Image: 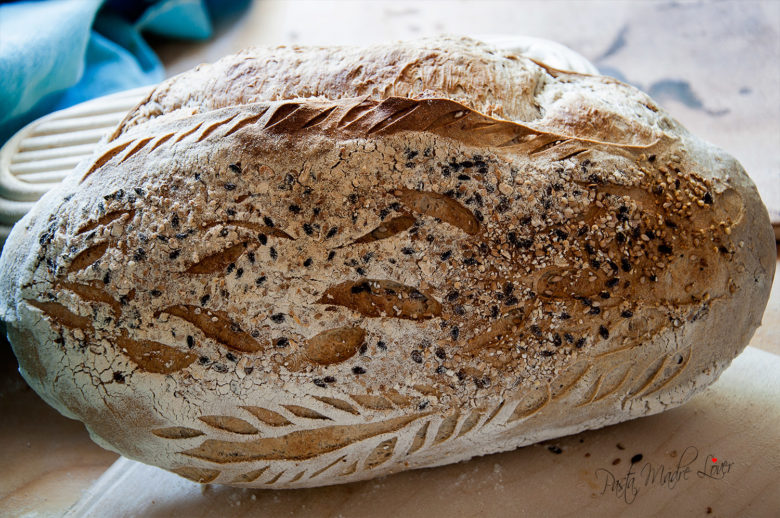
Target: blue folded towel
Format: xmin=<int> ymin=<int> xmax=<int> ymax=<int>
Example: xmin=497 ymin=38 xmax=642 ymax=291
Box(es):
xmin=0 ymin=0 xmax=247 ymax=145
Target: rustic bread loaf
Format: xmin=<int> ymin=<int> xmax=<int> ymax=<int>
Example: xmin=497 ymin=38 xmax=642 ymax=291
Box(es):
xmin=0 ymin=37 xmax=774 ymax=488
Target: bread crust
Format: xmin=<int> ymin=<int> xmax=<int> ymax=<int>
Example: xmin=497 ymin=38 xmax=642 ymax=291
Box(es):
xmin=0 ymin=38 xmax=774 ymax=488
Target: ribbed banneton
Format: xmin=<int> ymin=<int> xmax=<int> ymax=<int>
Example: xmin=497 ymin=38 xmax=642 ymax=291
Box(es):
xmin=0 ymin=37 xmax=774 ymax=488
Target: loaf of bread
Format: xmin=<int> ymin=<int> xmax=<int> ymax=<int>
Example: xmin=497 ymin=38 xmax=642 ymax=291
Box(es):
xmin=0 ymin=37 xmax=774 ymax=488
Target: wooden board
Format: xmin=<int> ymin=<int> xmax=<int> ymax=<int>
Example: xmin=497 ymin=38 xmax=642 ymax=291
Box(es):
xmin=65 ymin=346 xmax=780 ymax=518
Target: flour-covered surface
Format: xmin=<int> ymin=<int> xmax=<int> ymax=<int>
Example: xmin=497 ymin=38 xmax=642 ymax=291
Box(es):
xmin=64 ymin=347 xmax=780 ymax=518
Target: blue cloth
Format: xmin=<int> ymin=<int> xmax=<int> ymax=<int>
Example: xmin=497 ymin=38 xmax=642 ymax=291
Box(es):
xmin=0 ymin=0 xmax=248 ymax=144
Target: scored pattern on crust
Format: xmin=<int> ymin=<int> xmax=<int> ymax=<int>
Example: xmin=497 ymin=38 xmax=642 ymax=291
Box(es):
xmin=18 ymin=91 xmax=744 ymax=487
xmin=147 ymin=343 xmax=695 ymax=485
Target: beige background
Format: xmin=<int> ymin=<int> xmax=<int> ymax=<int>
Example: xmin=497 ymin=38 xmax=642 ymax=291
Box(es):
xmin=2 ymin=1 xmax=778 ymax=516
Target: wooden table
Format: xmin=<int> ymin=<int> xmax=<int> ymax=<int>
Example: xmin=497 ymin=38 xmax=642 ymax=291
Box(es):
xmin=1 ymin=1 xmax=778 ymax=516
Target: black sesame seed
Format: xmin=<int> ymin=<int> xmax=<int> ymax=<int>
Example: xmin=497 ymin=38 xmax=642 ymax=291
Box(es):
xmin=435 ymin=347 xmax=446 ymax=360
xmin=599 ymin=325 xmax=610 ymax=339
xmin=220 ymin=228 xmax=229 ymax=237
xmin=258 ymin=233 xmax=268 ymax=245
xmin=359 ymin=343 xmax=368 ymax=355
xmin=585 ymin=243 xmax=595 ymax=255
xmin=590 ymin=259 xmax=601 ymax=269
xmin=224 ymin=183 xmax=236 ymax=191
xmin=616 ymin=232 xmax=626 ymax=244
xmin=599 ymin=291 xmax=610 ymax=299
xmin=288 ymin=204 xmax=301 ymax=214
xmin=200 ymin=294 xmax=210 ymax=305
xmin=450 ymin=327 xmax=460 ymax=340
xmin=589 ymin=306 xmax=601 ymax=315
xmin=323 ymin=376 xmax=336 ymax=383
xmin=103 ymin=271 xmax=111 ymax=285
xmin=226 ymin=263 xmax=235 ymax=273
xmin=226 ymin=352 xmax=237 ymax=362
xmin=474 ymin=375 xmax=491 ymax=388
xmin=351 ymin=282 xmax=371 ymax=294
xmin=303 ymin=257 xmax=313 ymax=267
xmin=327 ymin=251 xmax=336 ymax=261
xmin=199 ymin=356 xmax=210 ymax=365
xmin=621 ymin=257 xmax=632 ymax=272
xmin=648 ymin=154 xmax=656 ymax=162
xmin=435 ymin=365 xmax=447 ymax=374
xmin=235 ymin=268 xmax=243 ymax=278
xmin=133 ymin=248 xmax=146 ymax=261
xmin=348 ymin=193 xmax=359 ymax=204
xmin=541 ymin=350 xmax=555 ymax=357
xmin=490 ymin=306 xmax=500 ymax=319
xmin=113 ymin=372 xmax=125 ymax=383
xmin=411 ymin=350 xmax=423 ymax=363
xmin=263 ymin=216 xmax=274 ymax=227
xmin=505 ymin=296 xmax=519 ymax=306
xmin=326 ymin=226 xmax=338 ymax=238
xmin=247 ymin=251 xmax=255 ymax=264
xmin=457 ymin=174 xmax=471 ymax=181
xmin=606 ymin=277 xmax=619 ymax=288
xmin=362 ymin=252 xmax=373 ymax=263
xmin=313 ymin=378 xmax=327 ymax=388
xmin=446 ymin=291 xmax=460 ymax=302
xmin=150 ymin=289 xmax=162 ymax=297
xmin=552 ymin=334 xmax=562 ymax=346
xmin=631 ymin=453 xmax=643 ymax=464
xmin=169 ymin=249 xmax=180 ymax=260
xmin=186 ymin=335 xmax=194 ymax=348
xmin=270 ymin=313 xmax=285 ymax=323
xmin=658 ymin=243 xmax=673 ymax=254
xmin=275 ymin=337 xmax=289 ymax=347
xmin=401 ymin=247 xmax=415 ymax=255
xmin=352 ymin=366 xmax=366 ymax=375
xmin=171 ymin=214 xmax=180 ymax=228
xmin=255 ymin=276 xmax=266 ymax=286
xmin=621 ymin=309 xmax=634 ymax=318
xmin=560 ymin=312 xmax=571 ymax=320
xmin=531 ymin=325 xmax=542 ymax=337
xmin=575 ymin=337 xmax=586 ymax=348
xmin=355 ymin=267 xmax=366 ymax=275
xmin=377 ymin=340 xmax=387 ymax=350
xmin=302 ymin=223 xmax=314 ymax=235
xmin=548 ymin=445 xmax=563 ymax=454
xmin=269 ymin=247 xmax=277 ymax=260
xmin=440 ymin=250 xmax=452 ymax=261
xmin=564 ymin=332 xmax=574 ymax=343
xmin=454 ymin=305 xmax=466 ymax=316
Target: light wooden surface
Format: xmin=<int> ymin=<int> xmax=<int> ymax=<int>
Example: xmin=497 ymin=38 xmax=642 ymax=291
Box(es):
xmin=1 ymin=1 xmax=778 ymax=517
xmin=65 ymin=346 xmax=780 ymax=518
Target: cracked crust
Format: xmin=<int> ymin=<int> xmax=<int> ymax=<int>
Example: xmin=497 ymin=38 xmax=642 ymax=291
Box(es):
xmin=0 ymin=37 xmax=775 ymax=489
